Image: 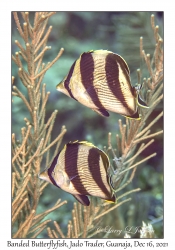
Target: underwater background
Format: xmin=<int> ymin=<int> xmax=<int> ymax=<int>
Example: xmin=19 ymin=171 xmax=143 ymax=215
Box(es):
xmin=12 ymin=11 xmax=163 ymax=238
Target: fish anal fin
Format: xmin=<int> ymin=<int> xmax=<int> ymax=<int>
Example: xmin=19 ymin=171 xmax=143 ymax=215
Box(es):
xmin=73 ymin=194 xmax=90 ymax=206
xmin=124 ymin=110 xmax=141 ymax=120
xmin=105 ymin=194 xmax=116 ymax=204
xmin=105 ymin=200 xmax=115 ymax=204
xmin=137 ymin=95 xmax=149 ymax=108
xmin=92 ymin=108 xmax=109 ymax=117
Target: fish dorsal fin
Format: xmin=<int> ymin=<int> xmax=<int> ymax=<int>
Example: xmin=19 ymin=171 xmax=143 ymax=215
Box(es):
xmin=78 ymin=141 xmax=96 ymax=147
xmin=73 ymin=194 xmax=90 ymax=206
xmin=47 ymin=151 xmax=61 ymax=188
xmin=68 ymin=140 xmax=96 ymax=148
xmin=93 ymin=49 xmax=110 ymax=54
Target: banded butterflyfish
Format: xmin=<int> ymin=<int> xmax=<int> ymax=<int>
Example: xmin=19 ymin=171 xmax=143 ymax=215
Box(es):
xmin=56 ymin=50 xmax=148 ymax=119
xmin=39 ymin=141 xmax=116 ymax=206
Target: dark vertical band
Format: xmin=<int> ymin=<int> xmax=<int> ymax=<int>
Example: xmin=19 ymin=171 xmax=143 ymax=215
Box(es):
xmin=88 ymin=147 xmax=111 ymax=198
xmin=105 ymin=53 xmax=134 ymax=114
xmin=48 ymin=151 xmax=61 ymax=187
xmin=114 ymin=54 xmax=130 ymax=76
xmin=65 ymin=143 xmax=88 ymax=194
xmin=80 ymin=52 xmax=105 ymax=110
xmin=64 ymin=60 xmax=77 ymax=100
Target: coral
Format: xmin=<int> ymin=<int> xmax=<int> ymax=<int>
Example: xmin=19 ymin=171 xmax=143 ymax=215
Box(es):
xmin=12 ymin=12 xmax=67 ymax=238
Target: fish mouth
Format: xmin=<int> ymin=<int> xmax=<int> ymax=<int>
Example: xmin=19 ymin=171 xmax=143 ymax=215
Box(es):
xmin=38 ymin=171 xmax=45 ymax=179
xmin=38 ymin=170 xmax=48 ymax=180
xmin=56 ymin=82 xmax=62 ymax=89
xmin=38 ymin=170 xmax=54 ymax=185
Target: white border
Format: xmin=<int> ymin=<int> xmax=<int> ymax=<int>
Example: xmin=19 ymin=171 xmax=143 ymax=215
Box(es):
xmin=0 ymin=1 xmax=174 ymax=249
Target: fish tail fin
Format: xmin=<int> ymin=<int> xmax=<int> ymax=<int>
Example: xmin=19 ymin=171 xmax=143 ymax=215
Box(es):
xmin=137 ymin=94 xmax=149 ymax=108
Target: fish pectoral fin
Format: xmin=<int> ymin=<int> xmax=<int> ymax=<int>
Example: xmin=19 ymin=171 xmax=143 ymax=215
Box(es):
xmin=73 ymin=194 xmax=90 ymax=206
xmin=84 ymin=86 xmax=97 ymax=104
xmin=69 ymin=174 xmax=78 ymax=181
xmin=92 ymin=108 xmax=109 ymax=117
xmin=137 ymin=95 xmax=149 ymax=108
